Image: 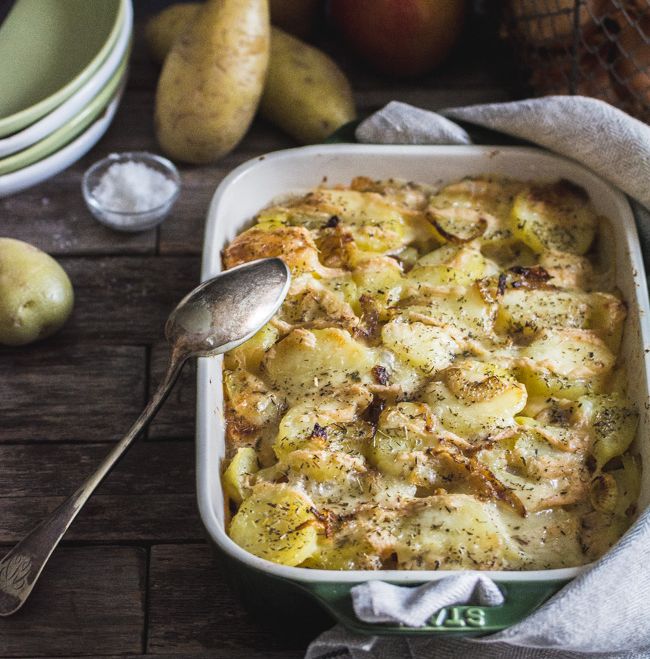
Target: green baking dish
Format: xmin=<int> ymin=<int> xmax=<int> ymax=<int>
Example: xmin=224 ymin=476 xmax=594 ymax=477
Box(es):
xmin=197 ymin=144 xmax=650 ymax=635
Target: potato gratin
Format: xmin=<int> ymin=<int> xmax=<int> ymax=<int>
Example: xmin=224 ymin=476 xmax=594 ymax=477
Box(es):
xmin=221 ymin=176 xmax=640 ymax=571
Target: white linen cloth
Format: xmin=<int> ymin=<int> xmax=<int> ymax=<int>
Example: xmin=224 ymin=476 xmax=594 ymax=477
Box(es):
xmin=307 ymin=97 xmax=650 ymax=659
xmin=352 ymin=574 xmax=504 ymax=628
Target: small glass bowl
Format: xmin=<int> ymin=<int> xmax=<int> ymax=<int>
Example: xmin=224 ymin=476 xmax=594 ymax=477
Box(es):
xmin=82 ymin=151 xmax=181 ymax=232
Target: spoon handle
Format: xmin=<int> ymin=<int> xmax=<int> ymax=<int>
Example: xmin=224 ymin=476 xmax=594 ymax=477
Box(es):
xmin=0 ymin=352 xmax=187 ymax=616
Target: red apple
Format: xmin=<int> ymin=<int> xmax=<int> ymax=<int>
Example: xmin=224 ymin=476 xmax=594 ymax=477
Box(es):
xmin=330 ymin=0 xmax=466 ymax=78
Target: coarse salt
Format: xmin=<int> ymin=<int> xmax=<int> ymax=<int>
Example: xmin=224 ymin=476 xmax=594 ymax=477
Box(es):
xmin=92 ymin=160 xmax=176 ymax=213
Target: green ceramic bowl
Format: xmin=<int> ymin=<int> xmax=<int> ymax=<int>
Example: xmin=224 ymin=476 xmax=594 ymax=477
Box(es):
xmin=0 ymin=54 xmax=128 ymax=176
xmin=0 ymin=0 xmax=125 ymax=137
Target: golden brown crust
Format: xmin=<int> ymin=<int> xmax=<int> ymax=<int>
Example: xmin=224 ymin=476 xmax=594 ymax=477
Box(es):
xmin=221 ymin=176 xmax=637 ymax=571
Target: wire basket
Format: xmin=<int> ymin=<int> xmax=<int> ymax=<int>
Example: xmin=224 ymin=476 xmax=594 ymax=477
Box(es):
xmin=502 ymin=0 xmax=650 ymax=123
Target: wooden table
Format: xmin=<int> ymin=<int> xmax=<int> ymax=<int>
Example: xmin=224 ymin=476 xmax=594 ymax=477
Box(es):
xmin=0 ymin=5 xmax=521 ymax=657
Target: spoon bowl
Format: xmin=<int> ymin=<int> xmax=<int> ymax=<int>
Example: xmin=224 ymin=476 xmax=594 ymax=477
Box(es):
xmin=166 ymin=258 xmax=291 ymax=357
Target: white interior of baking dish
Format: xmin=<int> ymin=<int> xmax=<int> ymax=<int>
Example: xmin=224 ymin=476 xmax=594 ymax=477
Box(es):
xmin=197 ymin=145 xmax=650 ymax=585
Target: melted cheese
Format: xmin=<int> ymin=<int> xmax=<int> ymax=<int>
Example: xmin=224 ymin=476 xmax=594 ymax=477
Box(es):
xmin=222 ymin=176 xmax=639 ymax=571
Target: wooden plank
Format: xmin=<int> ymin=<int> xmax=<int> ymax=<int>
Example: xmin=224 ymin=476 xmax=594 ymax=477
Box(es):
xmin=147 ymin=544 xmax=306 ymax=657
xmin=0 ymin=546 xmax=145 ymax=656
xmin=0 ymin=345 xmax=145 ymax=442
xmin=0 ymin=175 xmax=157 ymax=256
xmin=0 ymin=493 xmax=202 ymax=543
xmin=157 ymin=171 xmax=225 ymax=256
xmin=53 ymin=256 xmax=200 ymax=344
xmin=148 ymin=341 xmax=196 ymax=439
xmin=0 ymin=440 xmax=195 ymax=497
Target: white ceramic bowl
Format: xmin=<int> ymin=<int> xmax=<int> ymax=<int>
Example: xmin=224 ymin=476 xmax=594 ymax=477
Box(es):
xmin=0 ymin=0 xmax=132 ymax=158
xmin=196 ymin=145 xmax=650 ymax=634
xmin=0 ymin=90 xmax=123 ymax=199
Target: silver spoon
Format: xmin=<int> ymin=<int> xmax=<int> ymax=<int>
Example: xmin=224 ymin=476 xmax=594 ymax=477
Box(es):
xmin=0 ymin=257 xmax=290 ymax=616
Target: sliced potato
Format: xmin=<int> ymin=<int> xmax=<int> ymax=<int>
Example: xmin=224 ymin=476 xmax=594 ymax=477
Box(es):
xmin=511 ymin=181 xmax=597 ymax=254
xmin=352 ymin=256 xmax=404 ymax=316
xmin=401 ymin=282 xmax=496 ymax=340
xmin=368 ymin=402 xmax=439 ymax=478
xmin=291 ymin=188 xmax=427 ymax=256
xmin=518 ymin=328 xmax=615 ymax=399
xmin=580 ymin=455 xmax=639 ymax=560
xmin=426 ymin=206 xmax=490 ymax=244
xmin=496 ymin=288 xmax=591 ymax=336
xmin=423 ymin=361 xmax=527 ymax=439
xmin=229 ymin=483 xmax=318 ymax=565
xmin=279 ymin=275 xmax=358 ymax=331
xmin=263 ymin=327 xmax=376 ymax=400
xmin=395 ymin=494 xmax=520 ymax=570
xmin=223 ymin=225 xmax=334 ymax=276
xmin=304 ymin=532 xmax=382 ymax=570
xmin=496 ymin=287 xmax=626 ymax=348
xmin=538 ymin=250 xmax=593 ymax=289
xmin=407 ymin=244 xmax=500 ymax=290
xmin=476 ymin=427 xmax=589 ymax=512
xmin=285 ymin=449 xmax=366 ymax=484
xmin=224 ymin=369 xmax=283 ymax=428
xmin=578 ymin=394 xmax=638 ymax=468
xmin=589 ymin=291 xmax=627 ymax=353
xmin=224 ymin=323 xmax=279 ymax=371
xmin=223 ymin=447 xmax=259 ymax=503
xmin=274 ymin=396 xmax=372 ymax=459
xmin=610 ymin=454 xmax=641 ymax=517
xmin=431 ymin=177 xmax=526 ymax=216
xmin=580 ymin=509 xmax=630 ymax=561
xmin=502 ymin=506 xmax=585 ymax=568
xmin=381 ymin=318 xmax=461 ymax=375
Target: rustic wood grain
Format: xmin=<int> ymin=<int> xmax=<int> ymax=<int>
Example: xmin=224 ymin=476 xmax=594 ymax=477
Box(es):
xmin=0 ymin=344 xmax=146 ymax=442
xmin=0 ymin=492 xmax=202 ymax=544
xmin=54 ymin=256 xmax=200 ymax=344
xmin=148 ymin=341 xmax=196 ymax=439
xmin=147 ymin=544 xmax=306 ymax=658
xmin=0 ymin=174 xmax=157 ymax=256
xmin=0 ymin=440 xmax=194 ymax=497
xmin=0 ymin=546 xmax=145 ymax=656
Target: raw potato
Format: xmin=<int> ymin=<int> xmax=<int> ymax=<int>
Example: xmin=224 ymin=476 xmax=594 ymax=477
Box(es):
xmin=0 ymin=238 xmax=73 ymax=346
xmin=154 ymin=0 xmax=270 ymax=164
xmin=145 ymin=3 xmax=200 ymax=63
xmin=146 ymin=6 xmax=355 ymax=144
xmin=145 ymin=0 xmax=319 ymax=60
xmin=260 ymin=27 xmax=356 ymax=143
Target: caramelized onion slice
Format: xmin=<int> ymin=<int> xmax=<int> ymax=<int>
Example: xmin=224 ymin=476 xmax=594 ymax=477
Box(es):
xmin=443 ymin=367 xmax=510 ymax=404
xmin=437 ymin=448 xmax=527 ymax=517
xmin=426 ymin=208 xmax=488 ymax=244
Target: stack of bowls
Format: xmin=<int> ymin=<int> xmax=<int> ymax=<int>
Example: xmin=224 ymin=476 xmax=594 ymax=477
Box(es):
xmin=0 ymin=0 xmax=132 ymax=197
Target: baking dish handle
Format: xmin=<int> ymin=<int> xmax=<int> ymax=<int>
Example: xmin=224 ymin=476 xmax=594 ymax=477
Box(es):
xmin=300 ymin=579 xmax=567 ymax=636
